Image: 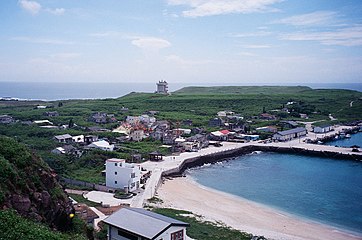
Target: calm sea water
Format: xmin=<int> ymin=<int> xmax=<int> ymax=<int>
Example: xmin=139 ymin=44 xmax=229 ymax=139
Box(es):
xmin=325 ymin=132 xmax=362 ymax=148
xmin=187 ymin=150 xmax=362 ymax=234
xmin=0 ymin=82 xmax=185 ymax=100
xmin=0 ymin=82 xmax=361 ymax=100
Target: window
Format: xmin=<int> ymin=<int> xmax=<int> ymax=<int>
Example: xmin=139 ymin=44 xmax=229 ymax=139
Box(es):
xmin=131 ymin=172 xmax=135 ymax=178
xmin=114 ymin=181 xmax=117 ymax=184
xmin=114 ymin=163 xmax=117 ymax=166
xmin=171 ymin=230 xmax=184 ymax=240
xmin=117 ymin=230 xmax=138 ymax=240
xmin=115 ymin=171 xmax=117 ymax=175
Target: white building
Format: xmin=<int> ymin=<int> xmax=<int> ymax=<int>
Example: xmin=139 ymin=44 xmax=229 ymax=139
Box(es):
xmin=105 ymin=158 xmax=141 ymax=192
xmin=272 ymin=127 xmax=307 ymax=141
xmin=156 ymin=80 xmax=168 ymax=94
xmin=88 ymin=140 xmax=114 ymax=151
xmin=54 ymin=134 xmax=73 ymax=143
xmin=103 ymin=208 xmax=189 ymax=240
xmin=72 ymin=135 xmax=84 ymax=143
xmin=313 ymin=125 xmax=333 ymax=133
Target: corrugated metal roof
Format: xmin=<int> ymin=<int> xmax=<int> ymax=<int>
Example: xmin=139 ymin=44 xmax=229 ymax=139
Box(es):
xmin=103 ymin=208 xmax=189 ymax=239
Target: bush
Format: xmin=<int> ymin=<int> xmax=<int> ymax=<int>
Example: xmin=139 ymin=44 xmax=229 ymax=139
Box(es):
xmin=0 ymin=209 xmax=86 ymax=240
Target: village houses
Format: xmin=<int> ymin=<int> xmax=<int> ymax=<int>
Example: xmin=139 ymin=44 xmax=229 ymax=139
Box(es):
xmin=89 ymin=112 xmax=117 ymax=124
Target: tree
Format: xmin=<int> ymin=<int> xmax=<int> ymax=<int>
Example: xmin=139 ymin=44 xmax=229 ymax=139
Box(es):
xmin=68 ymin=119 xmax=74 ymax=128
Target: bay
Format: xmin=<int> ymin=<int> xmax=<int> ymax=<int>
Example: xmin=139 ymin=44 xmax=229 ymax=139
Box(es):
xmin=325 ymin=132 xmax=362 ymax=148
xmin=187 ymin=152 xmax=362 ymax=234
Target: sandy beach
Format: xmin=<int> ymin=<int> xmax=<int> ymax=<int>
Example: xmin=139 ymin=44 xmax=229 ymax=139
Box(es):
xmin=156 ymin=176 xmax=362 ymax=240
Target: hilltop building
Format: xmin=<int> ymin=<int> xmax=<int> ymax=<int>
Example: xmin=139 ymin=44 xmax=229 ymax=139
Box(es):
xmin=156 ymin=80 xmax=168 ymax=94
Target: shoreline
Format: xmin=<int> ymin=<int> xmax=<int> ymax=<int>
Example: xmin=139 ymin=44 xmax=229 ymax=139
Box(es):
xmin=156 ymin=176 xmax=362 ymax=240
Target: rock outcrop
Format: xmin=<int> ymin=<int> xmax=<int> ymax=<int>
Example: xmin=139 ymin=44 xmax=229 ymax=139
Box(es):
xmin=0 ymin=136 xmax=74 ymax=230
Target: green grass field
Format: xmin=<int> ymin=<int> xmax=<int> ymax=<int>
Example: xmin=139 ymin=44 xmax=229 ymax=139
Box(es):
xmin=0 ymin=86 xmax=361 ymax=183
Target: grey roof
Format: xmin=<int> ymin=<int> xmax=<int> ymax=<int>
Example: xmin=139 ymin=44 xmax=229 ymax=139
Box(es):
xmin=282 ymin=120 xmax=298 ymax=127
xmin=276 ymin=127 xmax=306 ymax=136
xmin=103 ymin=208 xmax=189 ymax=239
xmin=54 ymin=134 xmax=72 ymax=140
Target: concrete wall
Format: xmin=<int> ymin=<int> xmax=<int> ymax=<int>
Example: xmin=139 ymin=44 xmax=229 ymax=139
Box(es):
xmin=163 ymin=144 xmax=362 ymax=177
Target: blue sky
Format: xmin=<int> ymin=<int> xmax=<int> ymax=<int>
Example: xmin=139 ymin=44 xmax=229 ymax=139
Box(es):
xmin=1 ymin=0 xmax=362 ymax=85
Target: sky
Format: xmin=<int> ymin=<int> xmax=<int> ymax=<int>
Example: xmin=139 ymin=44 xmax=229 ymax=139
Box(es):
xmin=1 ymin=0 xmax=362 ymax=85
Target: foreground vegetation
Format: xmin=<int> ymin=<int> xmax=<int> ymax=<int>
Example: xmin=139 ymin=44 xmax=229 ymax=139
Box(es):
xmin=0 ymin=210 xmax=87 ymax=240
xmin=153 ymin=208 xmax=255 ymax=240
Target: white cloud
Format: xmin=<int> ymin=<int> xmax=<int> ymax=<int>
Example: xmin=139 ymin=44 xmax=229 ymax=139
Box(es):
xmin=273 ymin=11 xmax=339 ymax=26
xmin=11 ymin=36 xmax=74 ymax=45
xmin=19 ymin=0 xmax=41 ymax=15
xmin=238 ymin=51 xmax=258 ymax=56
xmin=167 ymin=0 xmax=282 ymax=17
xmin=131 ymin=37 xmax=171 ymax=49
xmin=280 ymin=25 xmax=362 ymax=46
xmin=19 ymin=0 xmax=65 ymax=16
xmin=46 ymin=8 xmax=65 ymax=16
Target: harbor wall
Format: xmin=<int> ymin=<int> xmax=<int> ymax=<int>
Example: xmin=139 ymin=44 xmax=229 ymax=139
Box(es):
xmin=163 ymin=144 xmax=362 ymax=177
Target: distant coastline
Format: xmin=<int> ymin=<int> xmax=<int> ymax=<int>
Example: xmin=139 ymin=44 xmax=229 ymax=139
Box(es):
xmin=0 ymin=81 xmax=361 ymax=101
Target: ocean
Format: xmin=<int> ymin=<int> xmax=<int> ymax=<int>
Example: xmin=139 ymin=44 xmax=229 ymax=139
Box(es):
xmin=187 ymin=135 xmax=362 ymax=234
xmin=325 ymin=131 xmax=362 ymax=148
xmin=0 ymin=81 xmax=361 ymax=100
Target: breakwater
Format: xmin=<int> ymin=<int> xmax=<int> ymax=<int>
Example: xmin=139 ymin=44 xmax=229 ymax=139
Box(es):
xmin=162 ymin=144 xmax=362 ymax=177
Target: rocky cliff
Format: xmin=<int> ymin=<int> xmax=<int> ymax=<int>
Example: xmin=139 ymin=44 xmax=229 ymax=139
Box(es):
xmin=0 ymin=136 xmax=74 ymax=231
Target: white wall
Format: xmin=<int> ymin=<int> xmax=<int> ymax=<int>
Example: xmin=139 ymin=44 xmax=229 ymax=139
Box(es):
xmin=106 ymin=160 xmax=141 ymax=192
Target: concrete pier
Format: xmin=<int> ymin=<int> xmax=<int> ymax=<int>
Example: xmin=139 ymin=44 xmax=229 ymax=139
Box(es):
xmin=132 ymin=129 xmax=362 ymax=207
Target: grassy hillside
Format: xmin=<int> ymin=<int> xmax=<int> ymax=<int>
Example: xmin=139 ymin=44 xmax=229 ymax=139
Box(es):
xmin=0 ymin=137 xmax=86 ymax=236
xmin=174 ymin=85 xmax=312 ymax=95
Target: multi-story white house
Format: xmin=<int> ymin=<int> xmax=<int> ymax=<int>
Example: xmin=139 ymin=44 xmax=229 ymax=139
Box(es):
xmin=105 ymin=158 xmax=141 ymax=192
